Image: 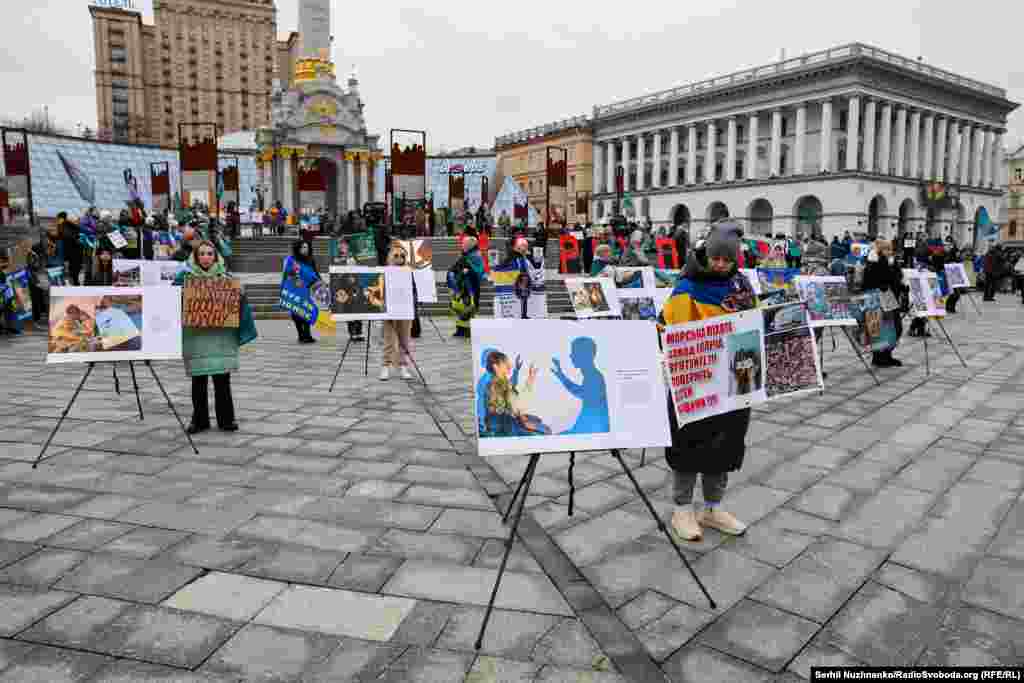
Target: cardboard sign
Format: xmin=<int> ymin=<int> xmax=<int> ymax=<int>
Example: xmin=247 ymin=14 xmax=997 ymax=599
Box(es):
xmin=183 ymin=277 xmax=241 ymax=328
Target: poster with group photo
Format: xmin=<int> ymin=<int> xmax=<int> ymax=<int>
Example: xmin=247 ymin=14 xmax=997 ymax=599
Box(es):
xmin=944 ymin=263 xmax=970 ymax=290
xmin=183 ymin=278 xmax=242 ymax=328
xmin=471 ymin=319 xmax=671 ymax=457
xmin=662 ymin=309 xmax=767 ymax=427
xmin=46 ymin=287 xmax=182 ymax=364
xmin=329 ymin=266 xmax=414 ymax=321
xmin=398 ymin=240 xmax=438 ymax=304
xmin=114 ymin=260 xmax=188 ymax=287
xmin=565 ymin=278 xmax=620 ymax=318
xmin=794 ymin=276 xmax=856 ymax=327
xmin=904 ymin=270 xmax=945 ymax=319
xmin=762 ymin=303 xmax=824 ymax=399
xmin=618 ymin=293 xmax=658 ymax=321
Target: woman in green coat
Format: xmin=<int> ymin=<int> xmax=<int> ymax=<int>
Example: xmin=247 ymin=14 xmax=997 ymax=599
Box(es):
xmin=176 ymin=240 xmax=246 ymax=434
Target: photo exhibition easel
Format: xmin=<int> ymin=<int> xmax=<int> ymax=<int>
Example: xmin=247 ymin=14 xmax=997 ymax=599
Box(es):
xmin=475 ymin=447 xmax=716 ymax=650
xmin=111 ymin=361 xmax=145 ymax=421
xmin=329 ymin=320 xmax=431 ymax=392
xmin=921 ymin=316 xmax=969 ymax=376
xmin=33 ymin=360 xmax=199 ymax=469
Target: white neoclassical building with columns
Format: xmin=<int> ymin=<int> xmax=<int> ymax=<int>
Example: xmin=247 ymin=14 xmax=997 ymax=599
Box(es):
xmin=591 ymin=43 xmax=1018 ymax=245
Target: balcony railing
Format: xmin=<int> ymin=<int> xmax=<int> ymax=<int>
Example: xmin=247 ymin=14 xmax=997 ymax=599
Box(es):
xmin=496 ymin=115 xmax=592 ymax=147
xmin=594 ymin=43 xmax=1006 ymax=118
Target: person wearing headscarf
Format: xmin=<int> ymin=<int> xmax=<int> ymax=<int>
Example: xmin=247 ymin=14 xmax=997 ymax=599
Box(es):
xmin=590 ymin=244 xmax=615 ymax=277
xmin=658 ymin=221 xmax=757 ymax=543
xmin=861 ymin=239 xmax=905 ymax=366
xmin=174 ymin=239 xmax=256 ymax=434
xmin=288 ymin=239 xmax=319 ymax=344
xmin=449 ymin=235 xmax=484 ymax=338
xmin=88 ymin=244 xmax=116 ymax=286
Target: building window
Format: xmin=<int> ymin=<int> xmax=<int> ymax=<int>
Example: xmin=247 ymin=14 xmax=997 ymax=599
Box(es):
xmin=1011 ymin=221 xmax=1018 ymax=238
xmin=735 ymin=159 xmax=744 ymax=178
xmin=110 ymin=46 xmax=127 ymax=64
xmin=780 ymin=116 xmax=788 ymax=137
xmin=569 ymin=175 xmax=575 ymax=193
xmin=1015 ymin=168 xmax=1023 ymax=182
xmin=838 ymin=111 xmax=848 ymax=130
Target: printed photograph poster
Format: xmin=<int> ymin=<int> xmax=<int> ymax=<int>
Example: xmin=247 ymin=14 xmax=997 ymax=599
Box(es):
xmin=852 ymin=291 xmax=898 ymax=352
xmin=329 ymin=266 xmax=414 ymax=321
xmin=739 ymin=269 xmax=762 ymax=296
xmin=398 ymin=240 xmax=437 ymax=304
xmin=492 ymin=261 xmax=548 ymax=319
xmin=114 ymin=260 xmax=187 ymax=287
xmin=619 ymin=293 xmax=657 ymax=322
xmin=8 ymin=269 xmax=32 ymax=321
xmin=565 ymin=278 xmax=620 ymax=318
xmin=46 ymin=286 xmax=182 ymax=364
xmin=763 ymin=303 xmax=824 ymax=400
xmin=662 ymin=309 xmax=767 ymax=427
xmin=904 ymin=270 xmax=945 ymax=319
xmin=471 ymin=319 xmax=671 ymax=457
xmin=183 ymin=277 xmax=242 ymax=328
xmin=613 ymin=267 xmax=656 ymax=291
xmin=794 ymin=276 xmax=856 ymax=327
xmin=944 ymin=263 xmax=970 ymax=290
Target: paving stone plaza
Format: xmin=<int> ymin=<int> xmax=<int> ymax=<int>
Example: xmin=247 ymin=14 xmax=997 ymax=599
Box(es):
xmin=0 ymin=299 xmax=1021 ymax=681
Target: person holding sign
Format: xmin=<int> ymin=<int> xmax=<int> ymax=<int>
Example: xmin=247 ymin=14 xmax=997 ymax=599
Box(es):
xmin=175 ymin=241 xmax=251 ymax=434
xmin=862 ymin=240 xmax=905 ymax=367
xmin=449 ymin=236 xmax=485 ymax=338
xmin=288 ymin=240 xmax=319 ymax=345
xmin=659 ymin=221 xmax=757 ymax=542
xmin=380 ymin=243 xmax=414 ymax=381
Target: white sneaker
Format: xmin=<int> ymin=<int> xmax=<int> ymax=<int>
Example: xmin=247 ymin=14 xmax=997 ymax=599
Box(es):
xmin=379 ymin=367 xmax=390 ymax=381
xmin=698 ymin=507 xmax=747 ymax=536
xmin=400 ymin=366 xmax=413 ymax=380
xmin=670 ymin=508 xmax=702 ymax=542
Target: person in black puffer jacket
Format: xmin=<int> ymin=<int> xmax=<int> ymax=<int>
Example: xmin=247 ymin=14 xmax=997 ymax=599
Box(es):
xmin=861 ymin=239 xmax=905 ymax=367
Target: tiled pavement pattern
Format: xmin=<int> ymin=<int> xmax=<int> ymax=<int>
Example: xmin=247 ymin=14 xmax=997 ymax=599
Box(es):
xmin=0 ymin=299 xmax=1019 ymax=681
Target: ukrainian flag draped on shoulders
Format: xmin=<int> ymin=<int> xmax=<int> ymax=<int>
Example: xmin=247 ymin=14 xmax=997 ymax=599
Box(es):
xmin=660 ymin=222 xmax=758 ymax=326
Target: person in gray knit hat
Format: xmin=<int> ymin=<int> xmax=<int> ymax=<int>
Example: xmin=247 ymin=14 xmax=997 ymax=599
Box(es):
xmin=658 ymin=219 xmax=757 ymax=542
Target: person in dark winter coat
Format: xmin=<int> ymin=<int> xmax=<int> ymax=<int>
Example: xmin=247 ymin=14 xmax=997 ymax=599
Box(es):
xmin=88 ymin=245 xmax=116 ymax=286
xmin=289 ymin=240 xmax=318 ymax=344
xmin=983 ymin=245 xmax=1005 ymax=301
xmin=658 ymin=221 xmax=757 ymax=542
xmin=62 ymin=216 xmax=83 ymax=285
xmin=861 ymin=239 xmax=905 ymax=367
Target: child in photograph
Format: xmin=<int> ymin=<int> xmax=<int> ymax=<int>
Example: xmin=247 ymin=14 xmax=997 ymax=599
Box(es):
xmin=50 ymin=303 xmax=98 ymax=353
xmin=94 ymin=295 xmax=141 ymax=351
xmin=379 ymin=243 xmax=413 ymax=381
xmin=482 ymin=350 xmax=550 ymax=436
xmin=659 ymin=221 xmax=757 ymax=542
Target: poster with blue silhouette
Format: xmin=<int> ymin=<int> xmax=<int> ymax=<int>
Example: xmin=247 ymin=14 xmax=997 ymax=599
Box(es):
xmin=472 ymin=319 xmax=671 ymax=457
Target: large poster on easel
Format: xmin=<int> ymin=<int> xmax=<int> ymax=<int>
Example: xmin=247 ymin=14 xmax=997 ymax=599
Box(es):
xmin=329 ymin=266 xmax=414 ymax=321
xmin=399 ymin=240 xmax=437 ymax=303
xmin=115 ymin=260 xmax=188 ymax=287
xmin=472 ymin=319 xmax=671 ymax=457
xmin=905 ymin=270 xmax=945 ymax=318
xmin=763 ymin=302 xmax=824 ymax=399
xmin=46 ymin=287 xmax=182 ymax=364
xmin=944 ymin=263 xmax=970 ymax=290
xmin=491 ymin=259 xmax=547 ymax=319
xmin=794 ymin=276 xmax=856 ymax=327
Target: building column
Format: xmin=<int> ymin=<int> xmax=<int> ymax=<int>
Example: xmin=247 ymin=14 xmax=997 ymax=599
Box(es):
xmin=686 ymin=125 xmax=697 ymax=185
xmin=922 ymin=113 xmax=935 ymax=179
xmin=959 ymin=124 xmax=972 ymax=185
xmin=669 ymin=128 xmax=679 ymax=187
xmin=861 ymin=98 xmax=877 ymax=172
xmin=726 ymin=117 xmax=737 ymax=181
xmin=358 ymin=161 xmax=368 ymax=210
xmin=819 ymin=100 xmax=833 ymax=172
xmin=980 ymin=128 xmax=992 ymax=187
xmin=747 ymin=113 xmax=759 ymax=179
xmin=651 ymin=131 xmax=662 ymax=189
xmin=934 ymin=117 xmax=948 ymax=182
xmin=769 ymin=109 xmax=782 ymax=176
xmin=593 ymin=142 xmax=603 ymax=195
xmin=845 ymin=96 xmax=860 ymax=171
xmin=345 ymin=158 xmax=355 ymax=213
xmin=878 ymin=102 xmax=892 ymax=174
xmin=908 ymin=109 xmax=921 ymax=178
xmin=621 ymin=137 xmax=631 ymax=192
xmin=281 ymin=157 xmax=295 ymax=214
xmin=605 ymin=140 xmax=616 ymax=195
xmin=635 ymin=135 xmax=645 ymax=191
xmin=894 ymin=106 xmax=907 ymax=177
xmin=990 ymin=131 xmax=1003 ymax=188
xmin=794 ymin=103 xmax=807 ymax=175
xmin=705 ymin=121 xmax=717 ymax=183
xmin=971 ymin=125 xmax=984 ymax=187
xmin=947 ymin=119 xmax=960 ymax=182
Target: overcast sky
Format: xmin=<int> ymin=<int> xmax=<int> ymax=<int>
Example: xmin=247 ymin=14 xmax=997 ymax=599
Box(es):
xmin=4 ymin=0 xmax=1023 ymax=152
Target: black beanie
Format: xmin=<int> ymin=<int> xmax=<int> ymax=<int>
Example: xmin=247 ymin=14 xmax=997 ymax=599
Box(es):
xmin=705 ymin=221 xmax=742 ymax=263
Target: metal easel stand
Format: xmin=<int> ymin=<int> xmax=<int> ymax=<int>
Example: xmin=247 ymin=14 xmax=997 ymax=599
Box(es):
xmin=33 ymin=359 xmax=194 ymax=469
xmin=925 ymin=317 xmax=968 ymax=370
xmin=477 ymin=447 xmax=716 ymax=650
xmin=329 ymin=320 xmax=373 ymax=392
xmin=423 ymin=315 xmax=446 ymax=343
xmin=839 ymin=326 xmax=882 ymax=386
xmin=962 ymin=289 xmax=983 ymax=315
